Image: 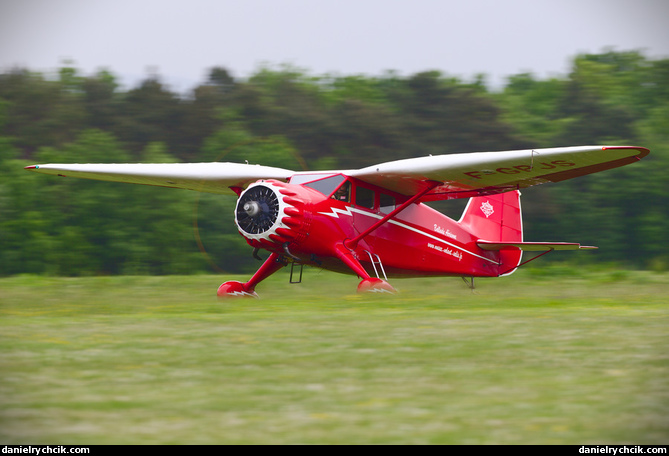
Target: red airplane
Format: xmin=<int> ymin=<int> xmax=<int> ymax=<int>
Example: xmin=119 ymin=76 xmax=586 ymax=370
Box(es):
xmin=25 ymin=145 xmax=649 ymax=297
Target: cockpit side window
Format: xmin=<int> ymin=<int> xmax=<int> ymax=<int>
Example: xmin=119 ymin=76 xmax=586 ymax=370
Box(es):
xmin=332 ymin=181 xmax=351 ymax=202
xmin=303 ymin=174 xmax=346 ymax=197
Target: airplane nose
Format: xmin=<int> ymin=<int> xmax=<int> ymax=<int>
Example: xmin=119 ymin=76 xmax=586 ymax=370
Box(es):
xmin=235 ymin=180 xmax=312 ymax=250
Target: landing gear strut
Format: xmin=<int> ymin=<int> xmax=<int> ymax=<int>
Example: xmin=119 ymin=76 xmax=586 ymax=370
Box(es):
xmin=335 ymin=243 xmax=397 ymax=294
xmin=217 ymin=252 xmax=287 ymax=298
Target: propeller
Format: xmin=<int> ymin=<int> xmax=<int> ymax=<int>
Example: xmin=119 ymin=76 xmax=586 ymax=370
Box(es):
xmin=235 ymin=184 xmax=281 ymax=235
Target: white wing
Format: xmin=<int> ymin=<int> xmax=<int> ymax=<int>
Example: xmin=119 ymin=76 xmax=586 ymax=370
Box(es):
xmin=24 ymin=162 xmax=295 ymax=195
xmin=25 ymin=145 xmax=649 ymax=199
xmin=350 ymin=145 xmax=649 ymax=200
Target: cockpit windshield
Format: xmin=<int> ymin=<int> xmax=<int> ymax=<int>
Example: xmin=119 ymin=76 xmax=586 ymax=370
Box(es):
xmin=302 ymin=174 xmax=347 ymax=198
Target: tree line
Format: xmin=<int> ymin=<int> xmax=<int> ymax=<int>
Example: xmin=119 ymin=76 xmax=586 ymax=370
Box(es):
xmin=1 ymin=49 xmax=668 ymax=276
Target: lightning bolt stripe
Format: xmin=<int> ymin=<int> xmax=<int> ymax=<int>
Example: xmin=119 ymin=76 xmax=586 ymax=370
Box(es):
xmin=318 ymin=206 xmax=357 ymax=219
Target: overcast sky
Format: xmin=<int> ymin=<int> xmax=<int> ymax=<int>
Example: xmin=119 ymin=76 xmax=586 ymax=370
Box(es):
xmin=1 ymin=0 xmax=668 ymax=92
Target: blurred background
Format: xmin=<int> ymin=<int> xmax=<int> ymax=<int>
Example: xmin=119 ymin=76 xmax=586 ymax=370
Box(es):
xmin=1 ymin=0 xmax=668 ymax=276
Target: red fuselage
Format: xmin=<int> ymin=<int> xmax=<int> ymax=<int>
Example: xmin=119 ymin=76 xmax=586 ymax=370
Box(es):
xmin=235 ymin=174 xmax=521 ymax=280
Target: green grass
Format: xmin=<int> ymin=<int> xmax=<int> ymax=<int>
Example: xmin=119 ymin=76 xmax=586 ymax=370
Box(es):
xmin=1 ymin=267 xmax=668 ymax=444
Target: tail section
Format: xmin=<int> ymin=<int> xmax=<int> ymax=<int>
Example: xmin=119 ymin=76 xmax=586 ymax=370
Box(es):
xmin=459 ymin=190 xmax=523 ymax=275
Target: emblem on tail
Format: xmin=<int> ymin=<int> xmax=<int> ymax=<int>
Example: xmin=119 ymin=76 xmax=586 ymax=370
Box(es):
xmin=480 ymin=201 xmax=494 ymax=218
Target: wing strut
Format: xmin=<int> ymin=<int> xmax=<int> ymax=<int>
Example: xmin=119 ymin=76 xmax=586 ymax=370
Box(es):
xmin=343 ymin=181 xmax=441 ymax=250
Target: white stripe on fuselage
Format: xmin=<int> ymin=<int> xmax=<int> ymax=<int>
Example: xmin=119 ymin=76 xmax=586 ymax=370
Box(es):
xmin=318 ymin=206 xmax=497 ymax=264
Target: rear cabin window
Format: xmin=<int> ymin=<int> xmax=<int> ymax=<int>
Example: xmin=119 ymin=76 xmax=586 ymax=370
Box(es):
xmin=379 ymin=193 xmax=396 ymax=214
xmin=355 ymin=186 xmax=375 ymax=210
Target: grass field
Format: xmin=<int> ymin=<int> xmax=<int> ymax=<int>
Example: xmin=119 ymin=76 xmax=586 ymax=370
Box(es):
xmin=1 ymin=266 xmax=668 ymax=444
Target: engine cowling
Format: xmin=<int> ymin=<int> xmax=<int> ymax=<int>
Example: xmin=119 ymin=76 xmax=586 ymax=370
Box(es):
xmin=235 ymin=180 xmax=312 ymax=251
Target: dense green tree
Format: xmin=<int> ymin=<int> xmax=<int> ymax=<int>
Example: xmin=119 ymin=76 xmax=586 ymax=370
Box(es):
xmin=328 ymin=98 xmax=406 ymax=168
xmin=0 ymin=68 xmax=85 ymax=154
xmin=239 ymin=67 xmax=339 ymax=167
xmin=82 ymin=69 xmax=119 ymax=131
xmin=207 ymin=66 xmax=236 ymax=94
xmin=497 ymin=73 xmax=567 ymax=147
xmin=113 ymin=77 xmax=183 ymax=157
xmin=391 ymin=71 xmax=528 ymax=156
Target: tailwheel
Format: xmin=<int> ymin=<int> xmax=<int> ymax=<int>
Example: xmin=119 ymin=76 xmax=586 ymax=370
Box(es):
xmin=357 ymin=277 xmax=397 ymax=294
xmin=217 ymin=281 xmax=259 ymax=299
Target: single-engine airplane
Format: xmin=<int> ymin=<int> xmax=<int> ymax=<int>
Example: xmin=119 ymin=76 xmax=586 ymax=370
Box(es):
xmin=25 ymin=145 xmax=649 ymax=297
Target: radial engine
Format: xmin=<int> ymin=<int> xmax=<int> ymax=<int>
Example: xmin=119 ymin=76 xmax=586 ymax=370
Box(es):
xmin=234 ymin=180 xmax=314 ymax=256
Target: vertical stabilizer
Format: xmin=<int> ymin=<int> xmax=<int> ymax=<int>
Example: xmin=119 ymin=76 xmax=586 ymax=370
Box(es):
xmin=459 ymin=190 xmax=523 ymax=275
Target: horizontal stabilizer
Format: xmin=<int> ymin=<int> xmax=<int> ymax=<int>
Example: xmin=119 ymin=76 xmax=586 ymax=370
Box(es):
xmin=477 ymin=241 xmax=597 ymax=251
